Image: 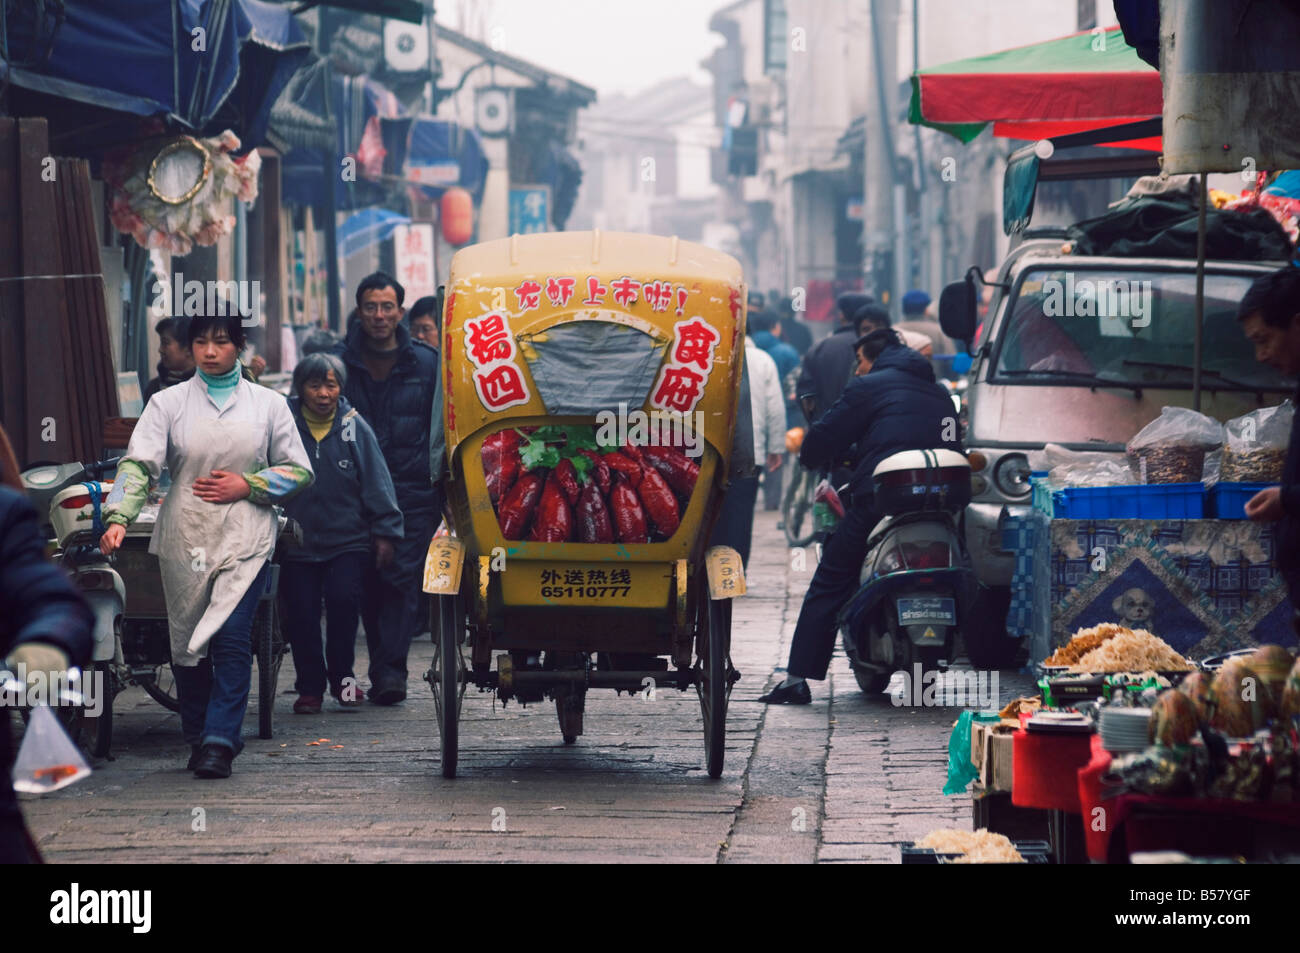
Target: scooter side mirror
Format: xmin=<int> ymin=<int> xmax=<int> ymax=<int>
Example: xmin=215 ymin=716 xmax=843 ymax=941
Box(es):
xmin=939 ymin=277 xmax=977 ymax=353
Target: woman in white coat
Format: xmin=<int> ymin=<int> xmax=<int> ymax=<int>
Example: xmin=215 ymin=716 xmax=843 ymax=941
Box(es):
xmin=100 ymin=310 xmax=313 ymax=779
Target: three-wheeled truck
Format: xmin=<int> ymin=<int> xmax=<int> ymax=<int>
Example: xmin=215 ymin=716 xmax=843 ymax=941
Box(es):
xmin=424 ymin=231 xmax=748 ymax=778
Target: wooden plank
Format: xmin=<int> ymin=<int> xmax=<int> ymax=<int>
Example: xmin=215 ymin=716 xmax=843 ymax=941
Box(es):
xmin=56 ymin=162 xmax=98 ymax=459
xmin=0 ymin=119 xmax=26 ymax=455
xmin=17 ymin=118 xmax=77 ymax=463
xmin=71 ymin=160 xmax=119 ymax=439
xmin=66 ymin=162 xmax=108 ymax=456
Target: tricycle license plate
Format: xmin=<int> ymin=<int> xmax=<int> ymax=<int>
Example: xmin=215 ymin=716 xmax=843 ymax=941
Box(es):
xmin=896 ymin=597 xmax=955 ymax=625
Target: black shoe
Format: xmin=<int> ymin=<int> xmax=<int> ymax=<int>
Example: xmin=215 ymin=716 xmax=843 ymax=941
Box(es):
xmin=193 ymin=744 xmax=234 ymax=779
xmin=757 ymin=680 xmax=812 ymax=705
xmin=186 ymin=745 xmax=202 ymax=771
xmin=370 ymin=684 xmax=407 ymax=705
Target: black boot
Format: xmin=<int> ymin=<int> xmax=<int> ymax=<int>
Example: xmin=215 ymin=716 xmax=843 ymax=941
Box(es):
xmin=193 ymin=744 xmax=234 ymax=779
xmin=186 ymin=745 xmax=202 ymax=771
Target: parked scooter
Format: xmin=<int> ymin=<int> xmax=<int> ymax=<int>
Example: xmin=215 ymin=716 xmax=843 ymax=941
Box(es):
xmin=837 ymin=450 xmax=976 ymax=695
xmin=19 ymin=458 xmax=124 ymax=756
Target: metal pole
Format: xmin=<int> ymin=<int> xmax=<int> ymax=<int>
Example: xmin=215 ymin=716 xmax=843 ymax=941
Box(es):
xmin=866 ymin=0 xmax=900 ymax=311
xmin=911 ymin=0 xmax=928 ymax=294
xmin=1193 ymin=171 xmax=1207 ymax=412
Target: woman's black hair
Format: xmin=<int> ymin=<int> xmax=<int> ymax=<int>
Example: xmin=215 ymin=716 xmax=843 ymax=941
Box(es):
xmin=1238 ymin=266 xmax=1300 ymax=328
xmin=186 ymin=309 xmax=247 ymax=351
xmin=855 ymin=328 xmax=903 ymax=362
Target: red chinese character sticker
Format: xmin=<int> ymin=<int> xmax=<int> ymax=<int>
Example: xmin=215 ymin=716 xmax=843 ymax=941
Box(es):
xmin=610 ymin=276 xmax=641 ymax=307
xmin=465 ymin=312 xmax=515 ymax=365
xmin=643 ymin=280 xmax=674 ymax=312
xmin=583 ymin=276 xmax=608 ymax=305
xmin=670 ymin=317 xmax=720 ymax=372
xmin=474 ymin=362 xmax=531 ymax=412
xmin=545 ymin=276 xmax=576 ymax=308
xmin=514 ymin=280 xmax=542 ymax=312
xmin=650 ymin=365 xmax=707 ymax=414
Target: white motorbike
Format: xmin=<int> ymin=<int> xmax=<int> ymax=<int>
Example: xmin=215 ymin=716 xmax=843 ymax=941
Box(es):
xmin=20 ymin=458 xmax=125 ymax=757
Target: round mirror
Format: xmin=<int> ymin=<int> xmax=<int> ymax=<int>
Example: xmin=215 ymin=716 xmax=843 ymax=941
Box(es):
xmin=147 ymin=137 xmax=212 ymax=205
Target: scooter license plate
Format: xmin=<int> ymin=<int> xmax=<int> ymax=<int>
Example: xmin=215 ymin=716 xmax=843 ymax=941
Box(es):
xmin=896 ymin=597 xmax=955 ymax=626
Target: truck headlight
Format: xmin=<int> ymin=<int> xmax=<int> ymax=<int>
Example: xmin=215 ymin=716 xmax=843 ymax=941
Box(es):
xmin=993 ymin=452 xmax=1032 ymax=498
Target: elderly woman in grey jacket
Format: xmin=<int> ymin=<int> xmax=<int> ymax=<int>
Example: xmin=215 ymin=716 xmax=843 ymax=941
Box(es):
xmin=281 ymin=354 xmax=403 ymax=713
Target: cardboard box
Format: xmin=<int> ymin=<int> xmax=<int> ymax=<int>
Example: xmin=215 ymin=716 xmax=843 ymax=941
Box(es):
xmin=971 ymin=720 xmax=1016 ymax=793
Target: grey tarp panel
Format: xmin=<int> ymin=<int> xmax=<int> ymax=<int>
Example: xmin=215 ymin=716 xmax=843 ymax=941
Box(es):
xmin=522 ymin=320 xmax=665 ymax=416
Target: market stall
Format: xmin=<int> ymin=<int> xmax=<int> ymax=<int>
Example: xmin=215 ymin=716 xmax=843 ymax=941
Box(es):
xmin=945 ymin=630 xmax=1300 ymax=863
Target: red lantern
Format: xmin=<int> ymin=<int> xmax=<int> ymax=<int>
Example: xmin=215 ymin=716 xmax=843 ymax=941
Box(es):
xmin=440 ymin=187 xmax=474 ymax=246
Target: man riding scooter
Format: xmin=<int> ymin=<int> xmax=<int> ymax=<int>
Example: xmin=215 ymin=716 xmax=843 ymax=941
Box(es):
xmin=759 ymin=329 xmax=963 ymax=704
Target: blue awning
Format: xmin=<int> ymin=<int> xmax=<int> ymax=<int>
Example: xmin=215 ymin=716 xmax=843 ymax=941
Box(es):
xmin=0 ymin=0 xmax=310 ymax=149
xmin=282 ymin=97 xmax=488 ymax=212
xmin=337 ymin=208 xmax=410 ymax=259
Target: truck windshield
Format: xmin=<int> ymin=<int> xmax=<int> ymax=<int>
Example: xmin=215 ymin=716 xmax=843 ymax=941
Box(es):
xmin=992 ymin=268 xmax=1295 ymax=392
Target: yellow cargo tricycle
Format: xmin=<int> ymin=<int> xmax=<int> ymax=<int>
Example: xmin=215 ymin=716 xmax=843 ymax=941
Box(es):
xmin=424 ymin=231 xmax=748 ymax=778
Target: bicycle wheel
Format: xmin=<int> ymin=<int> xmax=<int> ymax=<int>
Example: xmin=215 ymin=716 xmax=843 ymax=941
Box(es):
xmin=782 ymin=467 xmax=817 ymax=547
xmin=255 ymin=596 xmax=284 ymax=740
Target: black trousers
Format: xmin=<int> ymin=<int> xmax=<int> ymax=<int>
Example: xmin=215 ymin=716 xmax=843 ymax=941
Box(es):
xmin=787 ymin=501 xmax=880 ymax=680
xmin=360 ymin=508 xmax=437 ymax=691
xmin=709 ymin=475 xmax=760 ymax=568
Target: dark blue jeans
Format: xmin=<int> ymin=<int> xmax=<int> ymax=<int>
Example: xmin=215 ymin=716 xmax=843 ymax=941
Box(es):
xmin=280 ymin=551 xmax=367 ymax=697
xmin=173 ymin=562 xmax=271 ymax=754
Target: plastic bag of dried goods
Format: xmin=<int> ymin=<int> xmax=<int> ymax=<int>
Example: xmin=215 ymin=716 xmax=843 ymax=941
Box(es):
xmin=1222 ymin=401 xmax=1292 ymax=482
xmin=1126 ymin=407 xmax=1224 ymax=484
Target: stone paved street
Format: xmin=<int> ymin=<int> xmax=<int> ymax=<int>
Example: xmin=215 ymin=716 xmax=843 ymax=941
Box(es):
xmin=23 ymin=506 xmax=1033 ymax=863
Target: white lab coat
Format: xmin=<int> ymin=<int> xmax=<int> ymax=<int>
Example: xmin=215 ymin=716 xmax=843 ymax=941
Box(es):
xmin=122 ymin=376 xmax=312 ymax=666
xmin=745 ymin=337 xmax=787 ymax=462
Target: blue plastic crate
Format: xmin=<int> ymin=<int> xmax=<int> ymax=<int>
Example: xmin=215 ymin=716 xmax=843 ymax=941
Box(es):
xmin=1208 ymin=482 xmax=1274 ymax=520
xmin=1045 ymin=483 xmax=1204 ymax=520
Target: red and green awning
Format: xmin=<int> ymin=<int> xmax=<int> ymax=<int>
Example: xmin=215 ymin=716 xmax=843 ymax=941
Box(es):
xmin=908 ymin=26 xmax=1162 ymax=151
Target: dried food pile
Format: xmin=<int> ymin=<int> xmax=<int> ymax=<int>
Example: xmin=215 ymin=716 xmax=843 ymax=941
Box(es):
xmin=1044 ymin=623 xmax=1193 ymax=673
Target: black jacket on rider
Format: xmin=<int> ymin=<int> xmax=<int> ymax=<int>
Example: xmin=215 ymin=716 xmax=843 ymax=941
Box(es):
xmin=795 ymin=324 xmax=859 ymax=422
xmin=799 ymin=343 xmax=962 ymax=502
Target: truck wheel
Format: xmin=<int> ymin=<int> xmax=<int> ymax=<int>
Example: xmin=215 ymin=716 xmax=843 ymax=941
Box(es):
xmin=962 ymin=586 xmax=1020 ymax=670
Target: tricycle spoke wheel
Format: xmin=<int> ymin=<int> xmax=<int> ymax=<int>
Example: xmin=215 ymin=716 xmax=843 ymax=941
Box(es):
xmin=255 ymin=596 xmax=284 ymax=740
xmin=140 ymin=662 xmax=180 ymax=712
xmin=432 ymin=595 xmax=466 ymax=778
xmin=697 ymin=597 xmax=734 ymax=779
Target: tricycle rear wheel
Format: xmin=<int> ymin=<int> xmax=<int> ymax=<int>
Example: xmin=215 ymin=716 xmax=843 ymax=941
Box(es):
xmin=254 ymin=594 xmax=284 ymax=740
xmin=698 ymin=597 xmax=733 ymax=779
xmin=432 ymin=594 xmax=464 ymax=778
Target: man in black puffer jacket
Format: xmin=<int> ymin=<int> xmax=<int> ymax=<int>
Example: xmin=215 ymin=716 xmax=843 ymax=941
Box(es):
xmin=2 ymin=484 xmax=93 ymax=861
xmin=334 ymin=272 xmax=442 ymax=705
xmin=760 ymin=330 xmax=963 ymax=704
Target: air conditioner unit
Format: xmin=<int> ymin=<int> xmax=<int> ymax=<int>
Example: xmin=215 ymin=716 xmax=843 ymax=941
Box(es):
xmin=475 ymin=87 xmax=512 ymax=137
xmin=384 ymin=19 xmax=429 ymax=73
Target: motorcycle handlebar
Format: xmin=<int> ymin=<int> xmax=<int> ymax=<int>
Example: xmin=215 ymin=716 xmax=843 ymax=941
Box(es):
xmin=85 ymin=456 xmax=122 ymax=478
